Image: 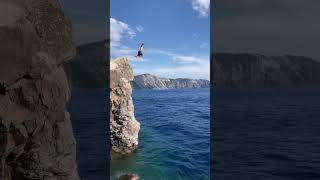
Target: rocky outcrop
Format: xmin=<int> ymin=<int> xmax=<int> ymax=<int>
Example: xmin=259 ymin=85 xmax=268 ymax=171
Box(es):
xmin=132 ymin=74 xmax=210 ymax=89
xmin=0 ymin=1 xmax=79 ymax=179
xmin=64 ymin=40 xmax=109 ymax=88
xmin=110 ymin=58 xmax=140 ymax=154
xmin=213 ymin=53 xmax=320 ymax=88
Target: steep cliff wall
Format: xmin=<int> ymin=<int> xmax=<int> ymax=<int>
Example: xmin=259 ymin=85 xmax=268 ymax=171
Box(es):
xmin=132 ymin=74 xmax=210 ymax=89
xmin=0 ymin=1 xmax=79 ymax=179
xmin=110 ymin=58 xmax=140 ymax=154
xmin=213 ymin=53 xmax=320 ymax=88
xmin=64 ymin=40 xmax=108 ymax=88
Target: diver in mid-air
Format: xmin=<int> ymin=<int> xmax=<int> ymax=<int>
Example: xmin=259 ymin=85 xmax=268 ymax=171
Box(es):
xmin=134 ymin=43 xmax=144 ymax=58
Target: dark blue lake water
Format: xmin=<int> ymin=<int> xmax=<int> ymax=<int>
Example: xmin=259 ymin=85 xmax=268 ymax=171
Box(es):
xmin=68 ymin=88 xmax=108 ymax=180
xmin=212 ymin=87 xmax=320 ymax=180
xmin=67 ymin=87 xmax=320 ymax=180
xmin=111 ymin=88 xmax=210 ymax=180
xmin=68 ymin=88 xmax=210 ymax=180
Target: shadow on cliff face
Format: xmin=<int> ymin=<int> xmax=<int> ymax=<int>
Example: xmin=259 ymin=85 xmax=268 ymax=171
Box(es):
xmin=0 ymin=0 xmax=79 ymax=179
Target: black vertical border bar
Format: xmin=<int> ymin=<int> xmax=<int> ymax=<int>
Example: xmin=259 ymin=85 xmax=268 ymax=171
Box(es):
xmin=210 ymin=0 xmax=214 ymax=179
xmin=106 ymin=0 xmax=110 ymax=179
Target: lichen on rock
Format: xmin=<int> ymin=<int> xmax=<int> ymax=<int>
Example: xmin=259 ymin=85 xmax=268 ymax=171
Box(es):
xmin=110 ymin=58 xmax=140 ymax=154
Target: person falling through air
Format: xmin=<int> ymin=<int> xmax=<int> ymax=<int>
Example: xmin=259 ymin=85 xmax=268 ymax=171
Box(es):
xmin=134 ymin=43 xmax=144 ymax=58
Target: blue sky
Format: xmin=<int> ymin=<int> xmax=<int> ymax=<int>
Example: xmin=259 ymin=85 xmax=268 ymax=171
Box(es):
xmin=111 ymin=0 xmax=210 ymax=80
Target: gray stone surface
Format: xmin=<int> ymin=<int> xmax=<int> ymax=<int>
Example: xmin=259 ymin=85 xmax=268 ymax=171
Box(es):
xmin=0 ymin=0 xmax=79 ymax=179
xmin=64 ymin=40 xmax=108 ymax=88
xmin=212 ymin=53 xmax=320 ymax=88
xmin=132 ymin=74 xmax=210 ymax=89
xmin=110 ymin=58 xmax=140 ymax=154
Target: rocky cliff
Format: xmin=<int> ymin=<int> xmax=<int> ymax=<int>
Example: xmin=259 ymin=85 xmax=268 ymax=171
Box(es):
xmin=110 ymin=58 xmax=140 ymax=154
xmin=64 ymin=40 xmax=108 ymax=88
xmin=0 ymin=1 xmax=79 ymax=179
xmin=132 ymin=74 xmax=210 ymax=89
xmin=213 ymin=53 xmax=320 ymax=88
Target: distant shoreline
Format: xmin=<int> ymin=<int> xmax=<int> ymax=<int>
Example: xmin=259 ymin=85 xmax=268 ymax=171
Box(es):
xmin=132 ymin=74 xmax=210 ymax=89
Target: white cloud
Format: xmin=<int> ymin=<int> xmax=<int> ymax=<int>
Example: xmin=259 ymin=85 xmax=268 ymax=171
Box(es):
xmin=193 ymin=33 xmax=200 ymax=39
xmin=110 ymin=18 xmax=136 ymax=48
xmin=127 ymin=31 xmax=136 ymax=39
xmin=173 ymin=55 xmax=207 ymax=64
xmin=141 ymin=48 xmax=210 ymax=79
xmin=148 ymin=48 xmax=177 ymax=57
xmin=170 ymin=55 xmax=209 ymax=79
xmin=153 ymin=65 xmax=210 ymax=80
xmin=149 ymin=49 xmax=209 ymax=63
xmin=135 ymin=25 xmax=144 ymax=32
xmin=134 ymin=65 xmax=210 ymax=80
xmin=190 ymin=0 xmax=210 ymax=18
xmin=110 ymin=46 xmax=148 ymax=62
xmin=110 ymin=18 xmax=144 ymax=61
xmin=200 ymin=42 xmax=208 ymax=48
xmin=111 ymin=46 xmax=133 ymax=57
xmin=130 ymin=57 xmax=148 ymax=62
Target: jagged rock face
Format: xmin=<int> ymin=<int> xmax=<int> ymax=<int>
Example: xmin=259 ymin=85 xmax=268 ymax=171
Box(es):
xmin=0 ymin=1 xmax=79 ymax=180
xmin=213 ymin=53 xmax=320 ymax=88
xmin=110 ymin=58 xmax=140 ymax=154
xmin=64 ymin=40 xmax=108 ymax=88
xmin=132 ymin=74 xmax=210 ymax=89
xmin=132 ymin=74 xmax=170 ymax=89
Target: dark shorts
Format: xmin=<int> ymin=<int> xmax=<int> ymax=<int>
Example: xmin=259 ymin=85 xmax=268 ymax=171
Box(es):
xmin=138 ymin=50 xmax=143 ymax=57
